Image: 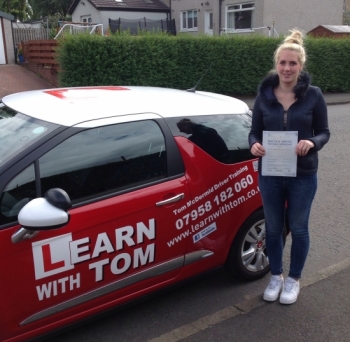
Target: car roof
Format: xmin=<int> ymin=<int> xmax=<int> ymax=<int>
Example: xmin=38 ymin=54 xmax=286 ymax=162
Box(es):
xmin=2 ymin=86 xmax=249 ymax=127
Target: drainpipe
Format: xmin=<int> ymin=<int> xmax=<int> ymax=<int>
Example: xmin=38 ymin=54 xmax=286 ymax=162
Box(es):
xmin=219 ymin=0 xmax=224 ymax=35
xmin=169 ymin=0 xmax=172 ymax=22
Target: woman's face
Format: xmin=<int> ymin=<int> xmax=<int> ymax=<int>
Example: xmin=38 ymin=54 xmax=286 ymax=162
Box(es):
xmin=276 ymin=49 xmax=303 ymax=86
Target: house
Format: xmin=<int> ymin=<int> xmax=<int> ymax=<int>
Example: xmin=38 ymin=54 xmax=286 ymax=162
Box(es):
xmin=344 ymin=0 xmax=350 ymax=24
xmin=68 ymin=0 xmax=171 ymax=34
xmin=0 ymin=10 xmax=15 ymax=64
xmin=12 ymin=20 xmax=43 ymax=29
xmin=308 ymin=25 xmax=350 ymax=38
xmin=170 ymin=0 xmax=344 ymax=36
xmin=346 ymin=0 xmax=350 ymax=10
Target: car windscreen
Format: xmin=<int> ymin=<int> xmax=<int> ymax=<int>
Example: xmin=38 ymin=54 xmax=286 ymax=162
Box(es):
xmin=0 ymin=103 xmax=59 ymax=167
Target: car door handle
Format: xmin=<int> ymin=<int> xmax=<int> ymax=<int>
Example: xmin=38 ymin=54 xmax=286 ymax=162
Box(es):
xmin=11 ymin=227 xmax=39 ymax=244
xmin=156 ymin=193 xmax=185 ymax=206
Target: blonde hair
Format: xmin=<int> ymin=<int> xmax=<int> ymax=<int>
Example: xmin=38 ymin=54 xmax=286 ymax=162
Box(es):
xmin=274 ymin=29 xmax=306 ymax=68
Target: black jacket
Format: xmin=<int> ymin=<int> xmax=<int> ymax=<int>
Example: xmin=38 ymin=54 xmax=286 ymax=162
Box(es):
xmin=249 ymin=72 xmax=330 ymax=175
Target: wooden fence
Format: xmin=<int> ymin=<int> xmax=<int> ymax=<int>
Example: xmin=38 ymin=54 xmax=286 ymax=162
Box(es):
xmin=13 ymin=28 xmax=50 ymax=48
xmin=22 ymin=40 xmax=58 ymax=66
xmin=20 ymin=40 xmax=59 ymax=87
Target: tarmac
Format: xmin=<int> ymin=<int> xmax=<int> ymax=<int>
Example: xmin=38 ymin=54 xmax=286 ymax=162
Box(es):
xmin=1 ymin=64 xmax=350 ymax=107
xmin=1 ymin=63 xmax=350 ymax=341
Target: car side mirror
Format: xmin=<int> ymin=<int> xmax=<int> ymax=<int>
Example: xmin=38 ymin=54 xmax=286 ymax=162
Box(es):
xmin=18 ymin=188 xmax=71 ymax=231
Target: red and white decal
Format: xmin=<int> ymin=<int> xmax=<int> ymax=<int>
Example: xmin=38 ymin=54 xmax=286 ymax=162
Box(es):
xmin=44 ymin=86 xmax=130 ymax=100
xmin=32 ymin=234 xmax=75 ymax=280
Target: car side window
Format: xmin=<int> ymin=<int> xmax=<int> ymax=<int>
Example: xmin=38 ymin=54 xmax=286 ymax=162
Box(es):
xmin=0 ymin=164 xmax=36 ymax=225
xmin=165 ymin=114 xmax=254 ymax=164
xmin=0 ymin=120 xmax=167 ymax=226
xmin=39 ymin=120 xmax=167 ymax=203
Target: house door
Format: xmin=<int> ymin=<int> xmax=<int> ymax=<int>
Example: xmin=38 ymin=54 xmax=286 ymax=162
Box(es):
xmin=205 ymin=12 xmax=213 ymax=35
xmin=0 ymin=18 xmax=6 ymax=64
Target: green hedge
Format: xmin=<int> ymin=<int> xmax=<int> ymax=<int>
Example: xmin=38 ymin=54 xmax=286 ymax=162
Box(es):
xmin=56 ymin=33 xmax=350 ymax=95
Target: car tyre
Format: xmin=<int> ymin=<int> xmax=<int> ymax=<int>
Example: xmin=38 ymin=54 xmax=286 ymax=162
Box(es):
xmin=225 ymin=208 xmax=270 ymax=281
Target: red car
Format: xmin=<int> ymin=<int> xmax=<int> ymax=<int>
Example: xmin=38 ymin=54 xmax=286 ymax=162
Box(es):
xmin=0 ymin=86 xmax=266 ymax=341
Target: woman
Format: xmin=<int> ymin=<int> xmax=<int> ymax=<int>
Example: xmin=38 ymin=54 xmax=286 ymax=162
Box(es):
xmin=249 ymin=29 xmax=330 ymax=304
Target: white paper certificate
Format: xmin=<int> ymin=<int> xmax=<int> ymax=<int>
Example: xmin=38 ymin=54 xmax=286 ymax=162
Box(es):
xmin=261 ymin=131 xmax=298 ymax=177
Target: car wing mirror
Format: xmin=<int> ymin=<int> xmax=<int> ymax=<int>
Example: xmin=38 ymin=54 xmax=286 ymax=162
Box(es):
xmin=18 ymin=188 xmax=71 ymax=231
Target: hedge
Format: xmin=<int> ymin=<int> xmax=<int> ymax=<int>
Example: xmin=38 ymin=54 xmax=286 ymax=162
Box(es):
xmin=56 ymin=33 xmax=350 ymax=95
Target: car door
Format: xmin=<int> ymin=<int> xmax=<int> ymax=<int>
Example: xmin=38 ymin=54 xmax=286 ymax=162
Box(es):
xmin=0 ymin=116 xmax=191 ymax=341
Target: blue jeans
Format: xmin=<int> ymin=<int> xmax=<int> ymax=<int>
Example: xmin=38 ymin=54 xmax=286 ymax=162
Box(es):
xmin=258 ymin=173 xmax=317 ymax=279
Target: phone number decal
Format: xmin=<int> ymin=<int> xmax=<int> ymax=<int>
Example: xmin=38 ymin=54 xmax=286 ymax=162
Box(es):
xmin=175 ymin=174 xmax=255 ymax=230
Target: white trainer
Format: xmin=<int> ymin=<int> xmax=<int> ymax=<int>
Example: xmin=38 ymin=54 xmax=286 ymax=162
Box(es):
xmin=279 ymin=277 xmax=300 ymax=304
xmin=263 ymin=275 xmax=284 ymax=301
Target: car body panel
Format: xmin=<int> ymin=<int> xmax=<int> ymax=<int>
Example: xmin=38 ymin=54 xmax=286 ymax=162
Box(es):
xmin=0 ymin=177 xmax=191 ymax=341
xmin=0 ymin=86 xmax=262 ymax=341
xmin=2 ymin=87 xmax=249 ymax=127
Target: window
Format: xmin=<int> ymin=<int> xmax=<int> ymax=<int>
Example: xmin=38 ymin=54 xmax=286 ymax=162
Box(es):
xmin=0 ymin=120 xmax=167 ymax=225
xmin=81 ymin=15 xmax=92 ymax=23
xmin=181 ymin=10 xmax=197 ymax=30
xmin=226 ymin=3 xmax=254 ymax=30
xmin=0 ymin=164 xmax=36 ymax=225
xmin=39 ymin=121 xmax=167 ymax=203
xmin=165 ymin=114 xmax=255 ymax=164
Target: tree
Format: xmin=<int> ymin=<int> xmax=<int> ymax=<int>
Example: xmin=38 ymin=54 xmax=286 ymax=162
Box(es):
xmin=28 ymin=0 xmax=72 ymax=19
xmin=1 ymin=0 xmax=31 ymax=21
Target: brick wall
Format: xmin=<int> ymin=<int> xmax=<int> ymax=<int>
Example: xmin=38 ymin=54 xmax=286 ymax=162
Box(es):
xmin=19 ymin=62 xmax=59 ymax=87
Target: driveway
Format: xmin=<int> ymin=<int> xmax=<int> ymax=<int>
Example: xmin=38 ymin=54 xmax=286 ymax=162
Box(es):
xmin=0 ymin=64 xmax=54 ymax=99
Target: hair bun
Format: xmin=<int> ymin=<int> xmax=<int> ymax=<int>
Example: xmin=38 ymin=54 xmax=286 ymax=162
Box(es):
xmin=284 ymin=29 xmax=304 ymax=46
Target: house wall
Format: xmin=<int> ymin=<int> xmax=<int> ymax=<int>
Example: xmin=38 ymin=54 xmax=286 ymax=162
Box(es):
xmin=0 ymin=18 xmax=5 ymax=64
xmin=72 ymin=2 xmax=168 ymax=34
xmin=171 ymin=0 xmax=218 ymax=36
xmin=71 ymin=2 xmax=102 ymax=25
xmin=3 ymin=17 xmax=15 ymax=64
xmin=0 ymin=16 xmax=15 ymax=64
xmin=346 ymin=0 xmax=350 ymax=10
xmin=262 ymin=0 xmax=344 ymax=36
xmin=172 ymin=0 xmax=344 ymax=37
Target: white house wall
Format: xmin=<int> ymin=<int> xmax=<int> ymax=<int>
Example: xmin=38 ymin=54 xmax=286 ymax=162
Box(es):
xmin=171 ymin=0 xmax=207 ymax=36
xmin=72 ymin=2 xmax=167 ymax=34
xmin=0 ymin=18 xmax=5 ymax=64
xmin=3 ymin=17 xmax=15 ymax=63
xmin=71 ymin=2 xmax=101 ymax=25
xmin=172 ymin=0 xmax=344 ymax=36
xmin=262 ymin=0 xmax=344 ymax=36
xmin=0 ymin=16 xmax=15 ymax=64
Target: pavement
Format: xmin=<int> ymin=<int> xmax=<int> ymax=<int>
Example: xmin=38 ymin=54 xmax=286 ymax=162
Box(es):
xmin=1 ymin=64 xmax=350 ymax=108
xmin=1 ymin=63 xmax=350 ymax=341
xmin=155 ymin=259 xmax=350 ymax=342
xmin=0 ymin=64 xmax=54 ymax=99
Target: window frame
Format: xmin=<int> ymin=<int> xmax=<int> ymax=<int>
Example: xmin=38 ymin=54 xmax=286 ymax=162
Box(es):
xmin=181 ymin=9 xmax=198 ymax=32
xmin=225 ymin=2 xmax=254 ymax=33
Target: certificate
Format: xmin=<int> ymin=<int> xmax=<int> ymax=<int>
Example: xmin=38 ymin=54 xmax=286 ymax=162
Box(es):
xmin=261 ymin=131 xmax=298 ymax=177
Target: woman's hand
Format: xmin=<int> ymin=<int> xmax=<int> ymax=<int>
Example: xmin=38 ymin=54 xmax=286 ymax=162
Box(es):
xmin=251 ymin=142 xmax=266 ymax=157
xmin=296 ymin=140 xmax=314 ymax=156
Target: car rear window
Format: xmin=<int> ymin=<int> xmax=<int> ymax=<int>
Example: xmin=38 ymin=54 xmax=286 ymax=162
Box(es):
xmin=165 ymin=114 xmax=254 ymax=164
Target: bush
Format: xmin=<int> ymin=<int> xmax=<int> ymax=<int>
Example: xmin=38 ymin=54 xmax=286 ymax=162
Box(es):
xmin=56 ymin=33 xmax=350 ymax=94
